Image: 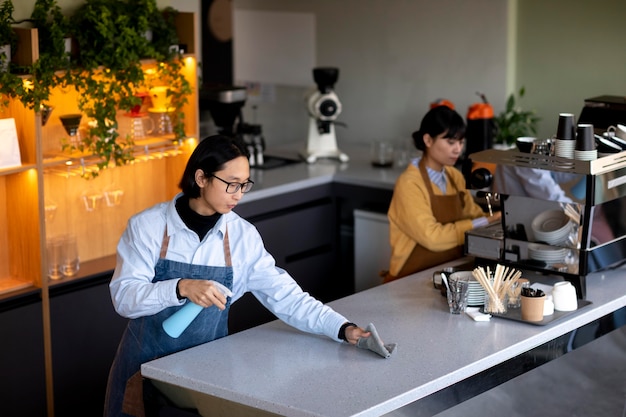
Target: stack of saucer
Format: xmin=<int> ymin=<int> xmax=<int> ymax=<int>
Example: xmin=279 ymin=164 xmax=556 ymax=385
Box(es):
xmin=531 ymin=209 xmax=571 ymax=245
xmin=528 ymin=243 xmax=568 ymax=264
xmin=467 ymin=276 xmax=487 ymax=306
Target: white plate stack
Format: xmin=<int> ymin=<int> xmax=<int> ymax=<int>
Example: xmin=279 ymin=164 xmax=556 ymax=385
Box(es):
xmin=528 ymin=243 xmax=568 ymax=264
xmin=467 ymin=277 xmax=487 ymax=306
xmin=531 ymin=209 xmax=571 ymax=245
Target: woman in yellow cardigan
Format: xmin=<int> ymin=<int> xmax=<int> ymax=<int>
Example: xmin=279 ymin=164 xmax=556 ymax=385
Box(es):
xmin=385 ymin=105 xmax=501 ymax=282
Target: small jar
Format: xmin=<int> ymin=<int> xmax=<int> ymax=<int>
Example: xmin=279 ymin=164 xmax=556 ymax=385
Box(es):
xmin=484 ymin=292 xmax=508 ymax=315
xmin=507 ymin=278 xmax=529 ymax=309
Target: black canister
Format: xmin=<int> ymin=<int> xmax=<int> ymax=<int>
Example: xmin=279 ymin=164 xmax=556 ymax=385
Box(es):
xmin=465 ymin=102 xmax=496 ymax=156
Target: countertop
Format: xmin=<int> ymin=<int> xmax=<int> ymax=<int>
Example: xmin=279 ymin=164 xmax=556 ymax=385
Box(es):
xmin=240 ymin=143 xmax=407 ymax=204
xmin=141 ymin=258 xmax=626 ymax=417
xmin=434 ymin=325 xmax=626 ymax=417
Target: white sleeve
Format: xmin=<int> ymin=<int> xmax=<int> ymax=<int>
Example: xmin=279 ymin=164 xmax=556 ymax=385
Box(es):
xmin=109 ymin=217 xmax=184 ymax=319
xmin=514 ymin=167 xmax=572 ymax=202
xmin=233 ymin=226 xmax=347 ymax=342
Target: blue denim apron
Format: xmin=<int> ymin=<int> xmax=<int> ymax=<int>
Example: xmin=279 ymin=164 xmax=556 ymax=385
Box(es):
xmin=104 ymin=228 xmax=233 ymax=417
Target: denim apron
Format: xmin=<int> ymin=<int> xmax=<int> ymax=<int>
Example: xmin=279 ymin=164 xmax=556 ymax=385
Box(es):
xmin=104 ymin=227 xmax=233 ymax=417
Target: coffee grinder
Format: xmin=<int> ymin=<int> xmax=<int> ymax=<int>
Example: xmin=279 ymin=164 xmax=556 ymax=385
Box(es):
xmin=300 ymin=67 xmax=349 ymax=164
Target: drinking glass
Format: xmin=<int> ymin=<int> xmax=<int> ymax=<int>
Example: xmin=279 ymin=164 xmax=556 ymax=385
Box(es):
xmin=46 ymin=236 xmax=65 ymax=280
xmin=61 ymin=234 xmax=80 ymax=277
xmin=446 ymin=276 xmax=469 ymax=314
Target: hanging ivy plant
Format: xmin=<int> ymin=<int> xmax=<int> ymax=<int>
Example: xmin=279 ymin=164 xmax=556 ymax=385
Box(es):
xmin=0 ymin=0 xmax=17 ymax=71
xmin=64 ymin=0 xmax=191 ymax=177
xmin=0 ymin=0 xmax=192 ymax=177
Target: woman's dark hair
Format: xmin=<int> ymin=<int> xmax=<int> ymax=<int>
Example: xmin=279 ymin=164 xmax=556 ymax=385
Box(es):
xmin=411 ymin=106 xmax=466 ymax=151
xmin=179 ymin=135 xmax=249 ymax=198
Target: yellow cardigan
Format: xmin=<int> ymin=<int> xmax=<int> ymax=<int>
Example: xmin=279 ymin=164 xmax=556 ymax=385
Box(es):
xmin=387 ymin=163 xmax=487 ymax=276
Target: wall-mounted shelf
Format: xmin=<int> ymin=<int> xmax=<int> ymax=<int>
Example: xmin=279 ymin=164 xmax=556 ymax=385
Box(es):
xmin=0 ymin=13 xmax=199 ymax=297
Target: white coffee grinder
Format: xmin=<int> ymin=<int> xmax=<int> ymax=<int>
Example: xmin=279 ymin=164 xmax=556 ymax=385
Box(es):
xmin=300 ymin=67 xmax=349 ymax=163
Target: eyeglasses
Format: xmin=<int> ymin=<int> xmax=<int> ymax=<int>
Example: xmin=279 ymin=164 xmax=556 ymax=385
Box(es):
xmin=211 ymin=174 xmax=254 ymax=194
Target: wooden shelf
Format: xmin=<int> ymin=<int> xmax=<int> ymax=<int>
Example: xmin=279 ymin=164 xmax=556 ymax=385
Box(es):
xmin=0 ymin=163 xmax=37 ymax=175
xmin=0 ymin=12 xmax=199 ymax=297
xmin=0 ymin=278 xmax=35 ymax=296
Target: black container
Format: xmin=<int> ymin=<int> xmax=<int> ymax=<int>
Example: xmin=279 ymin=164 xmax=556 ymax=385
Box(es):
xmin=465 ymin=117 xmax=496 ymax=156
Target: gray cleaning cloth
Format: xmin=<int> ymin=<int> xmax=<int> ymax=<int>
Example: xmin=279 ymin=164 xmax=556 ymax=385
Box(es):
xmin=356 ymin=323 xmax=397 ymax=358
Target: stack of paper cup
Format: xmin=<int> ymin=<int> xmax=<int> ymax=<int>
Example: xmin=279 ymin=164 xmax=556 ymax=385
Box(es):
xmin=553 ymin=113 xmax=576 ymax=159
xmin=574 ymin=124 xmax=597 ymax=161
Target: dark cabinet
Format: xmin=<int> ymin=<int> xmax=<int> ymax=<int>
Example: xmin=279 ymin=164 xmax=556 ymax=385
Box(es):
xmin=0 ymin=177 xmax=394 ymax=417
xmin=252 ymin=200 xmax=336 ymax=300
xmin=229 ymin=184 xmax=339 ymax=333
xmin=227 ymin=182 xmax=393 ymax=334
xmin=0 ymin=293 xmax=47 ymax=417
xmin=49 ymin=275 xmax=128 ymax=417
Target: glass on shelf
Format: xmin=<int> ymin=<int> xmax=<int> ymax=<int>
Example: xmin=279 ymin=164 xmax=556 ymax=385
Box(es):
xmin=104 ymin=183 xmax=124 ymax=207
xmin=81 ymin=186 xmax=104 ymax=212
xmin=44 ymin=197 xmax=58 ymax=223
xmin=61 ymin=234 xmax=80 ymax=277
xmin=41 ymin=104 xmax=54 ymax=126
xmin=148 ymin=108 xmax=174 ymax=136
xmin=46 ymin=236 xmax=64 ymax=280
xmin=124 ymin=91 xmax=154 ymax=141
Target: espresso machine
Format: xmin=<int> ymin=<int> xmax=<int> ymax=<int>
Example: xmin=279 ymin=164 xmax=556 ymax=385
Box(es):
xmin=300 ymin=67 xmax=349 ymax=164
xmin=465 ymin=148 xmax=626 ymax=299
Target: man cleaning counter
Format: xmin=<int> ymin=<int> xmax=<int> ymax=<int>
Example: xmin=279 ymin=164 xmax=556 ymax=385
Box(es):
xmin=141 ymin=256 xmax=626 ymax=416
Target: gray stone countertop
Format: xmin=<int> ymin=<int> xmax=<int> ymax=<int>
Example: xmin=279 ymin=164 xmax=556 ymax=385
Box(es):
xmin=141 ymin=258 xmax=626 ymax=417
xmin=239 ymin=143 xmax=408 ymax=204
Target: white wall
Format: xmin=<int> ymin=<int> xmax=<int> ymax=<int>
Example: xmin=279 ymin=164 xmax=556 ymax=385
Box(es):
xmin=13 ymin=1 xmax=626 ymax=147
xmin=234 ymin=0 xmax=510 ymax=147
xmin=516 ymin=0 xmax=626 ymax=139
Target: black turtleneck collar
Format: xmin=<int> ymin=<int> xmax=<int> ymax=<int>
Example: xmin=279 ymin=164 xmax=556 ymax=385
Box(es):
xmin=175 ymin=195 xmax=222 ymax=241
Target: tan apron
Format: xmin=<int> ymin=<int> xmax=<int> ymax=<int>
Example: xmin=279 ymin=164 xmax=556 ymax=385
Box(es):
xmin=385 ymin=159 xmax=465 ymax=282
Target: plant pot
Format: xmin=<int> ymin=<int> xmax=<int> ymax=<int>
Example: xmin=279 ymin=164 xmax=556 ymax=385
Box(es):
xmin=0 ymin=44 xmax=10 ymax=72
xmin=64 ymin=37 xmax=73 ymax=62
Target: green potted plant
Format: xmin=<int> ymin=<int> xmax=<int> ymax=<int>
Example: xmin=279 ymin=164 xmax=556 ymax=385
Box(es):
xmin=493 ymin=87 xmax=541 ymax=148
xmin=65 ymin=0 xmax=191 ymax=177
xmin=0 ymin=0 xmax=17 ymax=72
xmin=0 ymin=0 xmax=21 ymax=108
xmin=30 ymin=0 xmax=72 ymax=69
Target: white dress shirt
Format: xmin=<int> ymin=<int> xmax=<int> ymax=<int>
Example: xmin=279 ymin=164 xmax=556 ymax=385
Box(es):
xmin=493 ymin=165 xmax=575 ymax=203
xmin=110 ymin=193 xmax=347 ymax=342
